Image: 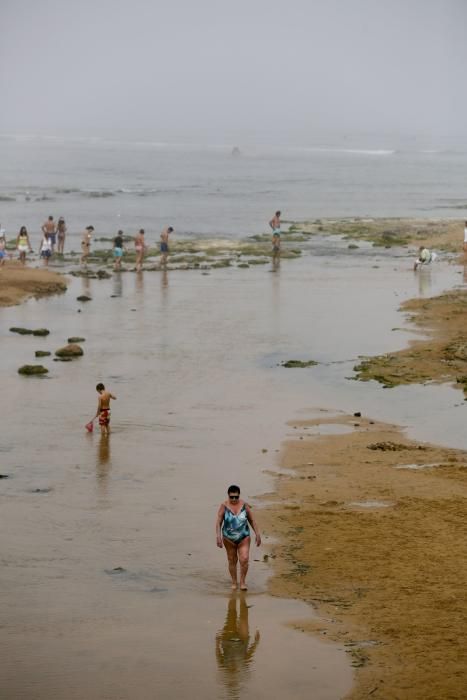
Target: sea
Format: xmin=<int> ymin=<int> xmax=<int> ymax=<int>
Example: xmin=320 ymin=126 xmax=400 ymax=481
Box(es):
xmin=1 ymin=132 xmax=467 ymax=243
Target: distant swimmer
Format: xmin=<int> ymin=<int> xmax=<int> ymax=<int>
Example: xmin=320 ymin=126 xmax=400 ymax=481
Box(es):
xmin=269 ymin=210 xmax=281 ymax=254
xmin=42 ymin=215 xmax=57 ymax=253
xmin=16 ymin=226 xmax=33 ymax=265
xmin=80 ymin=225 xmax=94 ymax=267
xmin=57 ymin=217 xmax=67 ymax=255
xmin=39 ymin=231 xmax=53 ymax=266
xmin=464 ymin=221 xmax=467 ymax=253
xmin=93 ymin=383 xmax=116 ymax=436
xmin=113 ymin=230 xmax=126 ymax=271
xmin=160 ymin=226 xmax=174 ymax=266
xmin=135 ymin=228 xmax=146 ymax=272
xmin=216 ymin=485 xmax=261 ymax=591
xmin=414 ymin=246 xmax=437 ymax=271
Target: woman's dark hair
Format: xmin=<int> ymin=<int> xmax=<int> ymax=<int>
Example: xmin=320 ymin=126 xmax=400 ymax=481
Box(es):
xmin=20 ymin=226 xmax=27 ymax=234
xmin=96 ymin=382 xmax=105 ymax=391
xmin=227 ymin=484 xmax=240 ymax=495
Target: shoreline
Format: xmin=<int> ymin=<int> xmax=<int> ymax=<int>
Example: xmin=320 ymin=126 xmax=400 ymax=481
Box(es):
xmin=261 ymin=413 xmax=467 ymax=698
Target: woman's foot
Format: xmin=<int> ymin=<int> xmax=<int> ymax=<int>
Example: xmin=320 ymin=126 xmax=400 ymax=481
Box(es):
xmin=240 ymin=583 xmax=248 ymax=591
xmin=231 ymin=582 xmax=238 ymax=590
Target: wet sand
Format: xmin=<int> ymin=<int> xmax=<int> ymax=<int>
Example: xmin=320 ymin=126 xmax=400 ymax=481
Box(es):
xmin=0 ymin=263 xmax=67 ymax=306
xmin=261 ymin=413 xmax=467 ymax=699
xmin=1 ymin=229 xmax=466 ymax=698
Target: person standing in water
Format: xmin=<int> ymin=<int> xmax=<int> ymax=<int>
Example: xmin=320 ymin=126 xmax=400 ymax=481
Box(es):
xmin=39 ymin=231 xmax=53 ymax=266
xmin=93 ymin=383 xmax=116 ymax=436
xmin=160 ymin=226 xmax=173 ymax=266
xmin=80 ymin=225 xmax=94 ymax=267
xmin=216 ymin=485 xmax=261 ymax=591
xmin=269 ymin=210 xmax=281 ymax=254
xmin=42 ymin=215 xmax=57 ymax=253
xmin=57 ymin=217 xmax=67 ymax=254
xmin=464 ymin=221 xmax=467 ymax=253
xmin=113 ymin=230 xmax=126 ymax=271
xmin=16 ymin=226 xmax=33 ymax=264
xmin=135 ymin=228 xmax=146 ymax=272
xmin=0 ymin=233 xmax=6 ymax=267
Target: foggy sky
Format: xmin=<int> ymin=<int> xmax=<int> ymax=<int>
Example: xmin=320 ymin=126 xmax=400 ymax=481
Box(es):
xmin=1 ymin=0 xmax=465 ymax=144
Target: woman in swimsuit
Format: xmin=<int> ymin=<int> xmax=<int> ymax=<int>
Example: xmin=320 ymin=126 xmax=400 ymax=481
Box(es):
xmin=57 ymin=217 xmax=67 ymax=255
xmin=216 ymin=485 xmax=261 ymax=591
xmin=134 ymin=228 xmax=146 ymax=272
xmin=16 ymin=226 xmax=33 ymax=264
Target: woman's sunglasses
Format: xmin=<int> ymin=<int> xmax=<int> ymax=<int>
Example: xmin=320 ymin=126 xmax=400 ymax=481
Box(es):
xmin=229 ymin=495 xmax=240 ymax=500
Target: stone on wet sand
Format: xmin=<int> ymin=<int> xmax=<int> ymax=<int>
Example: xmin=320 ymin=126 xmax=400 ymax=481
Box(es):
xmin=76 ymin=295 xmax=92 ymax=302
xmin=18 ymin=365 xmax=49 ymax=375
xmin=281 ymin=359 xmax=318 ymax=368
xmin=67 ymin=337 xmax=86 ymax=343
xmin=10 ymin=327 xmax=33 ymax=335
xmin=55 ymin=343 xmax=84 ymax=358
xmin=35 ymin=350 xmax=51 ymax=357
xmin=32 ymin=328 xmax=50 ymax=337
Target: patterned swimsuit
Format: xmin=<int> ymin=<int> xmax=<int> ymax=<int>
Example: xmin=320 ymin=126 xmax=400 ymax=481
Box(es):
xmin=222 ymin=504 xmax=250 ymax=544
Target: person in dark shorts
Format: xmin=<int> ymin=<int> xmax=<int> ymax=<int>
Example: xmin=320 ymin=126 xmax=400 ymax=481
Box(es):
xmin=93 ymin=383 xmax=116 ymax=436
xmin=113 ymin=230 xmax=126 ymax=270
xmin=160 ymin=226 xmax=174 ymax=266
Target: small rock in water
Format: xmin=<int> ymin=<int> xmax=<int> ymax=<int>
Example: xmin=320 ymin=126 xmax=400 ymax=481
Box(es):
xmin=0 ymin=474 xmax=10 ymax=479
xmin=354 ymin=411 xmax=361 ymax=417
xmin=261 ymin=448 xmax=268 ymax=453
xmin=67 ymin=337 xmax=86 ymax=343
xmin=32 ymin=328 xmax=50 ymax=337
xmin=281 ymin=359 xmax=318 ymax=368
xmin=55 ymin=344 xmax=84 ymax=358
xmin=35 ymin=350 xmax=51 ymax=357
xmin=76 ymin=295 xmax=92 ymax=302
xmin=10 ymin=327 xmax=33 ymax=335
xmin=18 ymin=365 xmax=48 ymax=375
xmin=32 ymin=487 xmax=53 ymax=493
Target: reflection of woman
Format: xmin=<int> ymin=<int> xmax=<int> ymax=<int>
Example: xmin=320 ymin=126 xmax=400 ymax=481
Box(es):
xmin=216 ymin=485 xmax=261 ymax=591
xmin=215 ymin=595 xmax=260 ymax=697
xmin=57 ymin=217 xmax=67 ymax=254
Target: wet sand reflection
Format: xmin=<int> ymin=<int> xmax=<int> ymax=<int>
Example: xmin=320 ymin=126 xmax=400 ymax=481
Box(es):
xmin=215 ymin=594 xmax=260 ymax=699
xmin=96 ymin=434 xmax=111 ymax=497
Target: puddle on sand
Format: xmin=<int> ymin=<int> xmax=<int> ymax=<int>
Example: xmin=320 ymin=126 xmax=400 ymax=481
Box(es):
xmin=394 ymin=462 xmax=443 ymax=470
xmin=347 ymin=500 xmax=395 ymax=509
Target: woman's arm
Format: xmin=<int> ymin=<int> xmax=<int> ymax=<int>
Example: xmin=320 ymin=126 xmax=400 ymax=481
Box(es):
xmin=216 ymin=504 xmax=225 ymax=548
xmin=245 ymin=504 xmax=261 ymax=546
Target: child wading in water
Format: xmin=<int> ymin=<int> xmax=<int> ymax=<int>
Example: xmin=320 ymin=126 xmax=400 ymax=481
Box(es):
xmin=93 ymin=383 xmax=116 ymax=436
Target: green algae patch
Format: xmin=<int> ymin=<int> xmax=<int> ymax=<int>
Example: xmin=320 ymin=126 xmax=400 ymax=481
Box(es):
xmin=35 ymin=350 xmax=51 ymax=357
xmin=282 ymin=359 xmax=318 ymax=368
xmin=18 ymin=364 xmax=48 ymax=376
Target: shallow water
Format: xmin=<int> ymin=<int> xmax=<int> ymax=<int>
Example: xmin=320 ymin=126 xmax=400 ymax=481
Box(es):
xmin=1 ymin=244 xmax=466 ymax=698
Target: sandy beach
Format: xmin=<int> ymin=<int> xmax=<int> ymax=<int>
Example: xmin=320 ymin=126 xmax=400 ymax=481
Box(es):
xmin=0 ymin=263 xmax=67 ymax=307
xmin=1 ymin=218 xmax=466 ymax=698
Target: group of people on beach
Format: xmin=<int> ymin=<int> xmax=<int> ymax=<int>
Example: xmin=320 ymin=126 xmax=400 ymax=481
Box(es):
xmin=0 ymin=216 xmax=175 ymax=271
xmin=91 ymin=383 xmax=261 ymax=590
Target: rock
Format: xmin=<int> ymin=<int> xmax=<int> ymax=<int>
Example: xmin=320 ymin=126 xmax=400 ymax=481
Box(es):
xmin=281 ymin=360 xmax=318 ymax=368
xmin=10 ymin=327 xmax=33 ymax=335
xmin=348 ymin=244 xmax=359 ymax=249
xmin=0 ymin=474 xmax=10 ymax=479
xmin=32 ymin=328 xmax=50 ymax=336
xmin=97 ymin=269 xmax=112 ymax=279
xmin=54 ymin=357 xmax=73 ymax=362
xmin=55 ymin=344 xmax=84 ymax=358
xmin=35 ymin=350 xmax=51 ymax=357
xmin=67 ymin=337 xmax=86 ymax=343
xmin=261 ymin=448 xmax=268 ymax=453
xmin=354 ymin=412 xmax=362 ymax=417
xmin=76 ymin=295 xmax=92 ymax=302
xmin=18 ymin=365 xmax=48 ymax=375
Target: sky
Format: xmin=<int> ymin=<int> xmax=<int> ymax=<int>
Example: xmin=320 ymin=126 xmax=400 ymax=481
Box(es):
xmin=0 ymin=0 xmax=465 ymax=145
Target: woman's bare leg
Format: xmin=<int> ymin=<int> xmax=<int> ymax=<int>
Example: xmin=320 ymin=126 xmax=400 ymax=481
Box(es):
xmin=223 ymin=538 xmax=239 ymax=589
xmin=238 ymin=537 xmax=251 ymax=590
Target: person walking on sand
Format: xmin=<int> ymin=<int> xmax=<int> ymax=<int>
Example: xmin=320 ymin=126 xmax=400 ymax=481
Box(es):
xmin=135 ymin=228 xmax=146 ymax=272
xmin=57 ymin=217 xmax=67 ymax=255
xmin=216 ymin=485 xmax=261 ymax=591
xmin=269 ymin=210 xmax=281 ymax=254
xmin=160 ymin=226 xmax=173 ymax=266
xmin=39 ymin=231 xmax=53 ymax=266
xmin=80 ymin=225 xmax=94 ymax=267
xmin=16 ymin=226 xmax=33 ymax=264
xmin=93 ymin=383 xmax=116 ymax=436
xmin=42 ymin=215 xmax=57 ymax=253
xmin=464 ymin=221 xmax=467 ymax=253
xmin=113 ymin=230 xmax=126 ymax=271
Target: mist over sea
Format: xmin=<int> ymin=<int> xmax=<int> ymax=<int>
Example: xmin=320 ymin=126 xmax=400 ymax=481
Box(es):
xmin=1 ymin=132 xmax=466 ymax=243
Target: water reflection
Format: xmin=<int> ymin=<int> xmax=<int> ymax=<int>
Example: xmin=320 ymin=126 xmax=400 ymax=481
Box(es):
xmin=416 ymin=268 xmax=432 ymax=297
xmin=112 ymin=273 xmax=123 ymax=297
xmin=463 ymin=263 xmax=467 ymax=285
xmin=215 ymin=594 xmax=260 ymax=699
xmin=161 ymin=267 xmax=169 ymax=290
xmin=96 ymin=434 xmax=111 ymax=497
xmin=135 ymin=270 xmax=144 ymax=296
xmin=81 ymin=275 xmax=91 ymax=296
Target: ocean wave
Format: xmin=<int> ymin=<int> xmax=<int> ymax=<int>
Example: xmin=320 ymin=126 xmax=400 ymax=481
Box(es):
xmin=0 ymin=195 xmax=16 ymax=202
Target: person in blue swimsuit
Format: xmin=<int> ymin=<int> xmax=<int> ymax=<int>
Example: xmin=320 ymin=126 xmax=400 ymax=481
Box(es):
xmin=216 ymin=485 xmax=261 ymax=591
